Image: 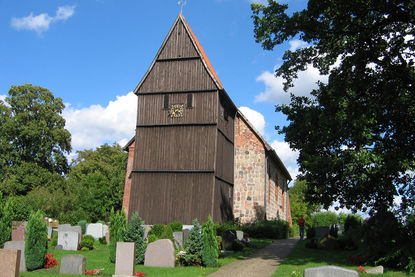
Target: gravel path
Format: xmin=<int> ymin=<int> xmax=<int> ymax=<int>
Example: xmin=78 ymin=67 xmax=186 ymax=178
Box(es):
xmin=207 ymin=237 xmax=300 ymax=277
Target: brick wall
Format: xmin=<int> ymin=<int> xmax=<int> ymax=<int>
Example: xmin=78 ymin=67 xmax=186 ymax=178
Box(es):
xmin=122 ymin=141 xmax=135 ymax=219
xmin=234 ymin=116 xmax=266 ymax=223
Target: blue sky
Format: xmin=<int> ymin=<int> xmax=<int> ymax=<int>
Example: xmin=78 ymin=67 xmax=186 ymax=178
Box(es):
xmin=0 ymin=0 xmax=326 ymax=181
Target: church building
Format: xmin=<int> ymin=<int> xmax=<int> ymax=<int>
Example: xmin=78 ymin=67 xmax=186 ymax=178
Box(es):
xmin=122 ymin=14 xmax=292 ymax=225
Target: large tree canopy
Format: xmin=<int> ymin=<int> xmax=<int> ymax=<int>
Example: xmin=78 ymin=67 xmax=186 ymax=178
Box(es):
xmin=252 ymin=0 xmax=414 ymax=215
xmin=0 ymin=84 xmax=71 ymax=196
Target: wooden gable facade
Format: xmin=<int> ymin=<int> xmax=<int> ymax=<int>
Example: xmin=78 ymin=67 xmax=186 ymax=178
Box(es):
xmin=127 ymin=14 xmax=237 ymax=224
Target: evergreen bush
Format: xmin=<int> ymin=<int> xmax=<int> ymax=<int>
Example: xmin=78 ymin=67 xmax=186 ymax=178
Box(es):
xmin=169 ymin=222 xmax=183 ymax=232
xmin=184 ymin=219 xmax=203 ymax=265
xmin=160 ymin=225 xmax=174 ymax=242
xmin=310 ymin=211 xmax=338 ymax=227
xmin=147 ymin=233 xmax=157 ymax=243
xmin=109 ymin=208 xmax=127 ymax=263
xmin=80 ymin=235 xmax=95 ymax=250
xmin=201 ymin=216 xmax=219 ymax=267
xmin=123 ymin=212 xmax=146 ymax=264
xmin=25 ymin=210 xmax=48 ymax=271
xmin=78 ymin=220 xmax=87 ymax=234
xmin=0 ymin=197 xmax=13 ymax=248
xmin=148 ymin=224 xmax=164 ymax=238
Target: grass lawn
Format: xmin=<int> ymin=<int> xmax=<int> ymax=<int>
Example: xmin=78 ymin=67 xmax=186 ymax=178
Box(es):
xmin=20 ymin=238 xmax=272 ymax=277
xmin=273 ymin=239 xmax=415 ymax=277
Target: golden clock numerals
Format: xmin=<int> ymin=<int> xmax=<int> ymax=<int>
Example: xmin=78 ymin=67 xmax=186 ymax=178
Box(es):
xmin=169 ymin=104 xmax=184 ymax=118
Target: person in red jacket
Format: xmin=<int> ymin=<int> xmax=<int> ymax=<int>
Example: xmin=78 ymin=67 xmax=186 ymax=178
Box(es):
xmin=298 ymin=216 xmax=306 ymax=240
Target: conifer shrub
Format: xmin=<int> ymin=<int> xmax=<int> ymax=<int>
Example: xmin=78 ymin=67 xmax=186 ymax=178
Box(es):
xmin=81 ymin=235 xmax=95 ymax=250
xmin=147 ymin=233 xmax=158 ymax=243
xmin=123 ymin=212 xmax=146 ymax=264
xmin=0 ymin=197 xmax=13 ymax=248
xmin=109 ymin=208 xmax=127 ymax=263
xmin=78 ymin=220 xmax=87 ymax=234
xmin=161 ymin=225 xmax=174 ymax=242
xmin=148 ymin=224 xmax=164 ymax=238
xmin=201 ymin=216 xmax=219 ymax=267
xmin=25 ymin=210 xmax=48 ymax=271
xmin=183 ymin=219 xmax=203 ymax=265
xmin=169 ymin=222 xmax=183 ymax=232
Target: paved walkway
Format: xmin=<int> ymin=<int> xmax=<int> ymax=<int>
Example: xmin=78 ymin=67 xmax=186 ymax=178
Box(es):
xmin=208 ymin=237 xmax=300 ymax=277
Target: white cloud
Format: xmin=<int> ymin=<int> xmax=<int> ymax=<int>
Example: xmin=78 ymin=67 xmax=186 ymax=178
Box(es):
xmin=270 ymin=139 xmax=299 ymax=165
xmin=63 ymin=92 xmax=137 ymax=151
xmin=255 ymin=65 xmax=328 ymax=104
xmin=248 ymin=0 xmax=268 ymax=4
xmin=11 ymin=5 xmax=76 ymax=34
xmin=289 ymin=39 xmax=308 ymax=51
xmin=0 ymin=95 xmax=6 ymax=102
xmin=239 ymin=106 xmax=266 ymax=135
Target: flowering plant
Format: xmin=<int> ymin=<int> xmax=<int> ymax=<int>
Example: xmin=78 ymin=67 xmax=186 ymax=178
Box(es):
xmin=134 ymin=271 xmax=146 ymax=276
xmin=358 ymin=265 xmax=366 ymax=272
xmin=44 ymin=253 xmax=59 ymax=268
xmin=85 ymin=269 xmax=101 ymax=275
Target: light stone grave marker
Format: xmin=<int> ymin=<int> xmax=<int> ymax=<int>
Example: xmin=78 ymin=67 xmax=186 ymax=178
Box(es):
xmin=367 ymin=266 xmax=384 ymax=274
xmin=113 ymin=242 xmax=136 ymax=277
xmin=236 ymin=230 xmax=244 ymax=241
xmin=173 ymin=231 xmax=184 ymax=248
xmin=144 ymin=239 xmax=175 ymax=268
xmin=4 ymin=241 xmax=26 ymax=272
xmin=47 ymin=227 xmax=53 ymax=238
xmin=58 ymin=231 xmax=80 ymax=251
xmin=86 ymin=223 xmax=104 ymax=240
xmin=305 ymin=266 xmax=358 ymax=277
xmin=12 ymin=228 xmax=26 ymax=241
xmin=59 ymin=255 xmax=86 ymax=275
xmin=0 ymin=249 xmax=21 ymax=277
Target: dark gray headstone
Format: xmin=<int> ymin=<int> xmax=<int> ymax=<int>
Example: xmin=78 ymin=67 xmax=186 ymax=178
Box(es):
xmin=144 ymin=239 xmax=175 ymax=268
xmin=183 ymin=229 xmax=190 ymax=246
xmin=315 ymin=226 xmax=330 ymax=239
xmin=55 ymin=245 xmax=63 ymax=250
xmin=59 ymin=255 xmax=86 ymax=275
xmin=4 ymin=241 xmax=26 ymax=272
xmin=173 ymin=232 xmax=184 ymax=248
xmin=305 ymin=266 xmax=358 ymax=277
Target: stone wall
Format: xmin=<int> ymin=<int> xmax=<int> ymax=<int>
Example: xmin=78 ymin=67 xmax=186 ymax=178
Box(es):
xmin=122 ymin=140 xmax=135 ymax=219
xmin=233 ymin=116 xmax=266 ymax=223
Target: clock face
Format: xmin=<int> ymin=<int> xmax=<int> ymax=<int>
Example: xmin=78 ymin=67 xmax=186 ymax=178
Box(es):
xmin=169 ymin=104 xmax=184 ymax=118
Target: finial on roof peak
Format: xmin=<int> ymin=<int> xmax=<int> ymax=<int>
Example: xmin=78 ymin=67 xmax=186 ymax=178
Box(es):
xmin=178 ymin=0 xmax=186 ymax=14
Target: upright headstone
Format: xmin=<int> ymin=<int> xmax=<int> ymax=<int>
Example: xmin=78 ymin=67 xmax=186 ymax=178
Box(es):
xmin=103 ymin=224 xmax=109 ymax=238
xmin=58 ymin=231 xmax=80 ymax=251
xmin=314 ymin=226 xmax=330 ymax=239
xmin=366 ymin=266 xmax=384 ymax=274
xmin=183 ymin=229 xmax=190 ymax=245
xmin=4 ymin=241 xmax=26 ymax=272
xmin=105 ymin=231 xmax=110 ymax=245
xmin=142 ymin=225 xmax=152 ymax=241
xmin=12 ymin=228 xmax=26 ymax=241
xmin=0 ymin=249 xmax=21 ymax=277
xmin=305 ymin=266 xmax=358 ymax=277
xmin=144 ymin=239 xmax=175 ymax=268
xmin=47 ymin=226 xmax=53 ymax=238
xmin=173 ymin=232 xmax=184 ymax=248
xmin=86 ymin=223 xmax=104 ymax=240
xmin=113 ymin=242 xmax=136 ymax=277
xmin=236 ymin=231 xmax=244 ymax=241
xmin=59 ymin=255 xmax=86 ymax=275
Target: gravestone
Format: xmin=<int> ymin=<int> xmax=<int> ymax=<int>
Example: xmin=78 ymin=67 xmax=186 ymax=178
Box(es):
xmin=183 ymin=229 xmax=190 ymax=245
xmin=236 ymin=230 xmax=244 ymax=241
xmin=59 ymin=255 xmax=86 ymax=275
xmin=144 ymin=239 xmax=175 ymax=268
xmin=173 ymin=231 xmax=184 ymax=248
xmin=12 ymin=228 xmax=26 ymax=241
xmin=305 ymin=266 xmax=358 ymax=277
xmin=113 ymin=242 xmax=136 ymax=277
xmin=105 ymin=231 xmax=110 ymax=245
xmin=4 ymin=241 xmax=26 ymax=272
xmin=314 ymin=226 xmax=330 ymax=239
xmin=0 ymin=249 xmax=20 ymax=277
xmin=86 ymin=223 xmax=103 ymax=240
xmin=47 ymin=227 xmax=53 ymax=238
xmin=58 ymin=231 xmax=80 ymax=250
xmin=103 ymin=224 xmax=109 ymax=238
xmin=142 ymin=225 xmax=152 ymax=241
xmin=366 ymin=266 xmax=384 ymax=274
xmin=182 ymin=225 xmax=194 ymax=230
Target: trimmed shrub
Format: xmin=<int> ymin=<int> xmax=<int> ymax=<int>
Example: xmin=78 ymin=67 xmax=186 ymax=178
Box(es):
xmin=242 ymin=220 xmax=289 ymax=239
xmin=147 ymin=233 xmax=157 ymax=244
xmin=123 ymin=212 xmax=146 ymax=264
xmin=81 ymin=235 xmax=95 ymax=250
xmin=109 ymin=208 xmax=127 ymax=263
xmin=169 ymin=222 xmax=183 ymax=232
xmin=78 ymin=220 xmax=87 ymax=234
xmin=201 ymin=216 xmax=218 ymax=267
xmin=344 ymin=214 xmax=362 ymax=233
xmin=160 ymin=225 xmax=174 ymax=242
xmin=310 ymin=211 xmax=338 ymax=227
xmin=215 ymin=220 xmax=239 ymax=237
xmin=184 ymin=219 xmax=203 ymax=265
xmin=50 ymin=234 xmax=58 ymax=248
xmin=306 ymin=226 xmax=315 ymax=239
xmin=148 ymin=224 xmax=164 ymax=238
xmin=0 ymin=198 xmax=13 ymax=248
xmin=25 ymin=210 xmax=48 ymax=271
xmin=99 ymin=236 xmax=107 ymax=245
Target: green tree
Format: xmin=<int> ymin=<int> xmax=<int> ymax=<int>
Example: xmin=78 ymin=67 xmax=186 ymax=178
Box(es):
xmin=252 ymin=0 xmax=415 ymax=215
xmin=289 ymin=180 xmax=320 ymax=227
xmin=67 ymin=143 xmax=128 ymax=222
xmin=123 ymin=212 xmax=146 ymax=264
xmin=184 ymin=219 xmax=204 ymax=266
xmin=0 ymin=194 xmax=13 ymax=248
xmin=109 ymin=208 xmax=127 ymax=263
xmin=0 ymin=84 xmax=71 ymax=196
xmin=25 ymin=210 xmax=48 ymax=271
xmin=201 ymin=216 xmax=219 ymax=267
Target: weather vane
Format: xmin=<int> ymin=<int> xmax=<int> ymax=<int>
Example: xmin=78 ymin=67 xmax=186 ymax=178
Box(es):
xmin=178 ymin=0 xmax=187 ymax=14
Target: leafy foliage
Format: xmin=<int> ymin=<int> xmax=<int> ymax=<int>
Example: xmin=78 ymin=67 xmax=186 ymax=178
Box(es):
xmin=0 ymin=84 xmax=71 ymax=197
xmin=78 ymin=220 xmax=87 ymax=234
xmin=25 ymin=210 xmax=48 ymax=271
xmin=67 ymin=143 xmax=128 ymax=222
xmin=109 ymin=208 xmax=127 ymax=263
xmin=81 ymin=235 xmax=95 ymax=250
xmin=242 ymin=219 xmax=290 ymax=239
xmin=168 ymin=222 xmax=183 ymax=232
xmin=201 ymin=216 xmax=219 ymax=267
xmin=123 ymin=212 xmax=146 ymax=264
xmin=310 ymin=211 xmax=338 ymax=227
xmin=148 ymin=224 xmax=165 ymax=238
xmin=183 ymin=219 xmax=203 ymax=266
xmin=0 ymin=195 xmax=13 ymax=248
xmin=251 ymin=0 xmax=415 ymax=215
